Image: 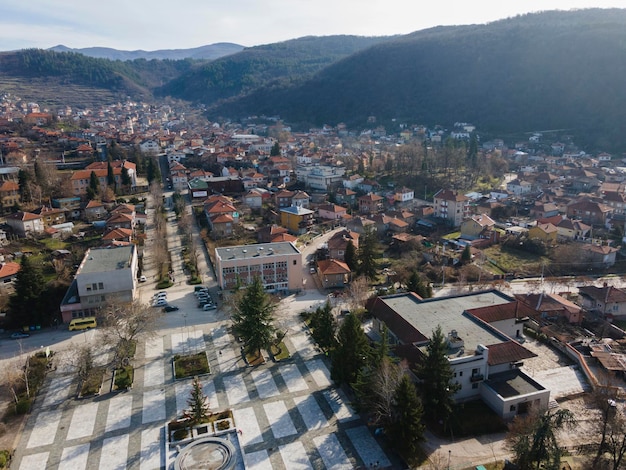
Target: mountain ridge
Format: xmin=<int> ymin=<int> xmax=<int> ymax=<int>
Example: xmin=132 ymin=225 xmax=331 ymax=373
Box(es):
xmin=47 ymin=43 xmax=244 ymax=61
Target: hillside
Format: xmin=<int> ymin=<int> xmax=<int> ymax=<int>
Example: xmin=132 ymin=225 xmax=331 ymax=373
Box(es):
xmin=207 ymin=8 xmax=626 ymax=151
xmin=156 ymin=35 xmax=392 ymax=106
xmin=48 ymin=43 xmax=244 ymax=61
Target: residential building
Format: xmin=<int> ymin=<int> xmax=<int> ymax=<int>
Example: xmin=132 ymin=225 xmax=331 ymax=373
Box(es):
xmin=433 ymin=189 xmax=470 ymax=227
xmin=315 ymin=259 xmax=352 ymax=288
xmin=243 ymin=189 xmax=264 ymax=209
xmin=579 ymin=284 xmax=626 ymax=320
xmin=506 ymin=179 xmax=532 ymax=197
xmin=515 ymin=293 xmax=583 ymax=324
xmin=0 ymin=261 xmax=20 ymax=286
xmin=257 ymin=225 xmax=289 ymax=244
xmin=394 ymin=187 xmax=415 ymax=204
xmin=280 ymin=206 xmax=314 ymax=235
xmin=0 ymin=180 xmax=20 ymax=212
xmin=83 ymin=200 xmax=107 ymax=221
xmin=460 ymin=214 xmax=496 ymax=240
xmin=580 ymin=244 xmax=619 ymax=269
xmin=556 ymin=218 xmax=591 ymax=241
xmin=60 ymin=245 xmax=138 ymax=323
xmin=214 ymin=242 xmax=303 ymax=292
xmin=334 ymin=187 xmax=356 ymax=206
xmin=358 ymin=193 xmax=384 ymax=214
xmin=318 ymin=204 xmax=348 ymax=221
xmin=296 ymin=165 xmax=346 ymax=191
xmin=367 ymin=291 xmax=548 ymax=420
xmin=566 ymin=199 xmax=613 ymax=226
xmin=5 ymin=211 xmax=44 ymax=237
xmin=327 ymin=229 xmax=359 ymax=261
xmin=528 ymin=223 xmax=558 ymax=244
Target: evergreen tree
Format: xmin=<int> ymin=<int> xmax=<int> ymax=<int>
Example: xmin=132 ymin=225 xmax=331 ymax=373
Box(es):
xmin=417 ymin=325 xmax=458 ymax=428
xmin=406 ymin=270 xmax=421 ymax=294
xmin=146 ymin=157 xmax=161 ymax=184
xmin=344 ymin=240 xmax=358 ymax=272
xmin=184 ymin=377 xmax=211 ymax=425
xmin=89 ymin=170 xmax=100 ymax=195
xmin=357 ymin=227 xmax=378 ymax=280
xmin=506 ymin=408 xmax=576 ymax=470
xmin=231 ymin=276 xmax=276 ymax=357
xmin=310 ymin=300 xmax=337 ymax=351
xmin=461 ymin=245 xmax=472 ymax=264
xmin=18 ymin=169 xmax=32 ymax=204
xmin=467 ymin=133 xmax=478 ymax=169
xmin=270 ymin=141 xmax=280 ymax=156
xmin=389 ymin=375 xmax=425 ymax=457
xmin=107 ymin=161 xmax=115 ymax=187
xmin=331 ymin=312 xmax=370 ymax=385
xmin=8 ymin=256 xmax=45 ymax=327
xmin=121 ymin=166 xmax=131 ymax=189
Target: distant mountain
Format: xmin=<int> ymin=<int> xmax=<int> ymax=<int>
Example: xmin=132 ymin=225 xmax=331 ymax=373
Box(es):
xmin=48 ymin=43 xmax=243 ymax=61
xmin=207 ymin=8 xmax=626 ymax=151
xmin=156 ymin=35 xmax=393 ymax=106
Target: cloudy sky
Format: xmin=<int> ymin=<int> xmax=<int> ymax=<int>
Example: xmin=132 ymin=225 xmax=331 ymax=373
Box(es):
xmin=2 ymin=1 xmax=625 ymax=51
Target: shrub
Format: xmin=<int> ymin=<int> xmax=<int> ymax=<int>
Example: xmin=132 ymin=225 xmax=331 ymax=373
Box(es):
xmin=216 ymin=420 xmax=231 ymax=431
xmin=173 ymin=428 xmax=189 ymax=441
xmin=114 ymin=366 xmax=133 ymax=390
xmin=15 ymin=398 xmax=32 ymax=415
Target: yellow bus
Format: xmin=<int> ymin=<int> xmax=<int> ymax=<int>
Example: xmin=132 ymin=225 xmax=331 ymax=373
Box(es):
xmin=68 ymin=316 xmax=97 ymax=331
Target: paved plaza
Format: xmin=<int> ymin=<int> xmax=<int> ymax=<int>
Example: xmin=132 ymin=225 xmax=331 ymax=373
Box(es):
xmin=12 ymin=317 xmax=395 ymax=469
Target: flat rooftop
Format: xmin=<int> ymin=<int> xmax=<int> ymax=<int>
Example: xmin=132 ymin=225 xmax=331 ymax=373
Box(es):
xmin=380 ymin=290 xmax=513 ymax=357
xmin=215 ymin=242 xmax=300 ymax=261
xmin=78 ymin=245 xmax=134 ymax=274
xmin=485 ymin=369 xmax=545 ymax=398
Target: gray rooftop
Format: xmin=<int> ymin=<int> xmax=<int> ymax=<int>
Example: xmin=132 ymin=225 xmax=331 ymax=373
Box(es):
xmin=381 ymin=290 xmax=513 ymax=356
xmin=216 ymin=242 xmax=300 ymax=261
xmin=78 ymin=246 xmax=134 ymax=274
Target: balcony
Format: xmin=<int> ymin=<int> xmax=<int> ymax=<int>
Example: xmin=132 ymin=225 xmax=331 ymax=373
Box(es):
xmin=470 ymin=373 xmax=484 ymax=383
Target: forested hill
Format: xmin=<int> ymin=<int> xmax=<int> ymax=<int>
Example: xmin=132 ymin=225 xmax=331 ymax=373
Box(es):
xmin=48 ymin=43 xmax=243 ymax=61
xmin=207 ymin=8 xmax=626 ymax=151
xmin=0 ymin=49 xmax=194 ymax=93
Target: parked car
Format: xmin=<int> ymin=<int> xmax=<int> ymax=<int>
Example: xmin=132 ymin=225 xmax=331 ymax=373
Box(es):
xmin=10 ymin=332 xmax=30 ymax=339
xmin=194 ymin=286 xmax=209 ymax=293
xmin=153 ymin=299 xmax=168 ymax=307
xmin=139 ymin=275 xmax=147 ymax=282
xmin=163 ymin=305 xmax=179 ymax=312
xmin=154 ymin=292 xmax=167 ymax=299
xmin=202 ymin=303 xmax=217 ymax=311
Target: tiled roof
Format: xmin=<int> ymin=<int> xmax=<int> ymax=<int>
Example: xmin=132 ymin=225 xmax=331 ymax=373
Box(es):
xmin=317 ymin=259 xmax=351 ymax=275
xmin=466 ymin=301 xmax=538 ymax=323
xmin=485 ymin=341 xmax=537 ymax=366
xmin=0 ymin=262 xmax=20 ymax=278
xmin=579 ymin=285 xmax=626 ymax=303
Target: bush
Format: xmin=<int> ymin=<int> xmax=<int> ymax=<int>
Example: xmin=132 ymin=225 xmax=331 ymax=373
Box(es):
xmin=0 ymin=450 xmax=9 ymax=468
xmin=173 ymin=428 xmax=189 ymax=441
xmin=114 ymin=366 xmax=133 ymax=390
xmin=216 ymin=420 xmax=231 ymax=431
xmin=173 ymin=353 xmax=210 ymax=379
xmin=15 ymin=398 xmax=32 ymax=415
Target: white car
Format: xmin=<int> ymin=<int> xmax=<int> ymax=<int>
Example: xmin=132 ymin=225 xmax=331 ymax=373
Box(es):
xmin=154 ymin=292 xmax=167 ymax=299
xmin=152 ymin=298 xmax=168 ymax=307
xmin=139 ymin=275 xmax=147 ymax=283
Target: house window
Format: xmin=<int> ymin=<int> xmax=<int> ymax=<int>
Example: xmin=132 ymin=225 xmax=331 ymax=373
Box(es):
xmin=472 ymin=383 xmax=479 ymax=389
xmin=459 ymin=371 xmax=463 ymax=377
xmin=293 ymin=260 xmax=297 ymax=265
xmin=472 ymin=368 xmax=480 ymax=375
xmin=510 ymin=405 xmax=516 ymax=412
xmin=98 ymin=282 xmax=104 ymax=290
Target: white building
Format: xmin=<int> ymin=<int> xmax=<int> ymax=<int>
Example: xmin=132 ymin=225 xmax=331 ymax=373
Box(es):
xmin=368 ymin=290 xmax=549 ymax=420
xmin=296 ymin=165 xmax=346 ymax=191
xmin=60 ymin=245 xmax=138 ymax=323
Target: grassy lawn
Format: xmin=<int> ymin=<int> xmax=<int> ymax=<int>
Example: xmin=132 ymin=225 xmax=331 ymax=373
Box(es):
xmin=270 ymin=341 xmax=290 ymax=361
xmin=113 ymin=366 xmax=134 ymax=390
xmin=482 ymin=246 xmax=547 ymax=276
xmin=173 ymin=352 xmax=210 ymax=379
xmin=80 ymin=367 xmax=105 ymax=397
xmin=442 ymin=231 xmax=461 ymax=240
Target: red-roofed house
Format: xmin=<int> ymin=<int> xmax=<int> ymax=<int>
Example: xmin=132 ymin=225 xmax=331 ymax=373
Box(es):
xmin=0 ymin=180 xmax=20 ymax=212
xmin=315 ymin=259 xmax=352 ymax=288
xmin=0 ymin=261 xmax=20 ymax=285
xmin=5 ymin=211 xmax=44 ymax=237
xmin=433 ymin=189 xmax=470 ymax=227
xmin=579 ymin=285 xmax=626 ymax=319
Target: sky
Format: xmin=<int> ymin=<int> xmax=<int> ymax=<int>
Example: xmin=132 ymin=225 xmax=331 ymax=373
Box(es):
xmin=2 ymin=1 xmax=625 ymax=52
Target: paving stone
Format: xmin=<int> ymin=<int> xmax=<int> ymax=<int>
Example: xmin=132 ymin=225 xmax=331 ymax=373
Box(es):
xmin=289 ymin=333 xmax=318 ymax=359
xmin=143 ymin=360 xmax=164 ymax=388
xmin=99 ymin=434 xmax=129 ymax=470
xmin=42 ymin=374 xmax=74 ymax=408
xmin=313 ymin=433 xmax=353 ymax=470
xmin=304 ymin=358 xmax=332 ymax=388
xmin=323 ymin=389 xmax=357 ymax=422
xmin=279 ymin=441 xmax=313 ymax=470
xmin=346 ymin=426 xmax=391 ymax=468
xmin=243 ymin=449 xmax=271 ymax=470
xmin=263 ymin=400 xmax=297 ymax=439
xmin=232 ymin=407 xmax=263 ymax=447
xmin=142 ymin=389 xmax=166 ymax=424
xmin=59 ymin=443 xmax=90 ymax=470
xmin=104 ymin=395 xmax=133 ymax=433
xmin=139 ymin=426 xmax=162 ymax=470
xmin=144 ymin=337 xmax=163 ymax=359
xmin=17 ymin=452 xmax=49 ymax=470
xmin=251 ymin=368 xmax=280 ymax=399
xmin=27 ymin=410 xmax=62 ymax=449
xmin=293 ymin=395 xmax=329 ymax=431
xmin=66 ymin=402 xmax=99 ymax=440
xmin=223 ymin=373 xmax=250 ymax=405
xmin=279 ymin=363 xmax=309 ymax=393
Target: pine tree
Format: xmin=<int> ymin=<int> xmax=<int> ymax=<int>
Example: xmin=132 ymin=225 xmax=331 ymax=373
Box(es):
xmin=310 ymin=300 xmax=337 ymax=351
xmin=357 ymin=227 xmax=378 ymax=280
xmin=18 ymin=169 xmax=32 ymax=203
xmin=107 ymin=161 xmax=115 ymax=187
xmin=389 ymin=375 xmax=425 ymax=457
xmin=344 ymin=240 xmax=358 ymax=272
xmin=270 ymin=141 xmax=280 ymax=156
xmin=89 ymin=170 xmax=100 ymax=196
xmin=184 ymin=377 xmax=211 ymax=425
xmin=417 ymin=325 xmax=459 ymax=427
xmin=461 ymin=245 xmax=472 ymax=264
xmin=8 ymin=256 xmax=45 ymax=327
xmin=331 ymin=312 xmax=370 ymax=385
xmin=121 ymin=166 xmax=131 ymax=189
xmin=406 ymin=270 xmax=421 ymax=294
xmin=232 ymin=276 xmax=276 ymax=357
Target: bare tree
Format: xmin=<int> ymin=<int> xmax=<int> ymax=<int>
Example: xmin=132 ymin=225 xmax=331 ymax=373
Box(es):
xmin=348 ymin=276 xmax=371 ymax=312
xmin=368 ymin=357 xmax=406 ymax=426
xmin=99 ymin=299 xmax=164 ymax=368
